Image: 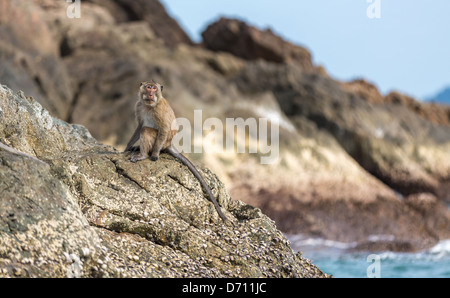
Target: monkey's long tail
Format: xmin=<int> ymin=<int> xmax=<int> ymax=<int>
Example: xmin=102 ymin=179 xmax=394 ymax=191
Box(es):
xmin=164 ymin=146 xmax=229 ymax=223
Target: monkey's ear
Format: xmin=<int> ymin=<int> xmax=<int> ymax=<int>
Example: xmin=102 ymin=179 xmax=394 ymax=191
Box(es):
xmin=160 ymin=85 xmax=164 ymax=92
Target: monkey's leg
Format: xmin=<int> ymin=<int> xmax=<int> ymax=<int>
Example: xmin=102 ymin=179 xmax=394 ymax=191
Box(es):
xmin=149 ymin=130 xmax=177 ymax=161
xmin=150 ymin=131 xmax=168 ymax=161
xmin=130 ymin=127 xmax=157 ymax=163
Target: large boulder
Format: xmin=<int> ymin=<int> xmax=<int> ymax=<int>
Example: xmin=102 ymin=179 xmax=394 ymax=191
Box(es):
xmin=0 ymin=85 xmax=328 ymax=277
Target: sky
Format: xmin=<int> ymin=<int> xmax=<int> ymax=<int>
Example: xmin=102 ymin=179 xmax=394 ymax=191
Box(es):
xmin=160 ymin=0 xmax=450 ymax=101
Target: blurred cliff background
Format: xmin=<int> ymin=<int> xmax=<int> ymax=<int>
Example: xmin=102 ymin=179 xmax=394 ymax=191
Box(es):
xmin=1 ymin=0 xmax=450 ymax=276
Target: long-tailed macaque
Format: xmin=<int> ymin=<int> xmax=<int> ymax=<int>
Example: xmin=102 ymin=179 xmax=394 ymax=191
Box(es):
xmin=124 ymin=81 xmax=228 ymax=222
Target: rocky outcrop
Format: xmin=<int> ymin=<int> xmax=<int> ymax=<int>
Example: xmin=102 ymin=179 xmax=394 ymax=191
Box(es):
xmin=233 ymin=61 xmax=450 ymax=197
xmin=86 ymin=0 xmax=193 ymax=47
xmin=202 ymin=18 xmax=316 ymax=72
xmin=384 ymin=91 xmax=450 ymax=126
xmin=342 ymin=79 xmax=450 ymax=126
xmin=0 ymin=85 xmax=329 ymax=277
xmin=339 ymin=79 xmax=450 ymax=197
xmin=0 ymin=0 xmax=74 ymax=120
xmin=341 ymin=79 xmax=385 ymax=104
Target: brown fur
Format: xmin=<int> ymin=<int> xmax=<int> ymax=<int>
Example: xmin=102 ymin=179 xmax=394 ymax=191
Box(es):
xmin=125 ymin=81 xmax=177 ymax=161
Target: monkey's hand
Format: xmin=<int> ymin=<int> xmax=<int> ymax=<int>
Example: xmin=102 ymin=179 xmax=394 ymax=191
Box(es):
xmin=150 ymin=155 xmax=159 ymax=161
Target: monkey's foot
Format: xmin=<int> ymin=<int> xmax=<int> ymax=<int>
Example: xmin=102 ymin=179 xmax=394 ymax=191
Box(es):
xmin=130 ymin=155 xmax=147 ymax=163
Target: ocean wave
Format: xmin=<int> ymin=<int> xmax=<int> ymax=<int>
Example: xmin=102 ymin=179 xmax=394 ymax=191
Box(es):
xmin=377 ymin=239 xmax=450 ymax=262
xmin=287 ymin=234 xmax=450 ymax=278
xmin=287 ymin=234 xmax=450 ymax=261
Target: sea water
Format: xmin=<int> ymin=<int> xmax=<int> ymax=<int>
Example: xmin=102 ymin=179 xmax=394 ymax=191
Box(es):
xmin=287 ymin=235 xmax=450 ymax=278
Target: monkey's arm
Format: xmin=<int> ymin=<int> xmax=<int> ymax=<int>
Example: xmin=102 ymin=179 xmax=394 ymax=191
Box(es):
xmin=124 ymin=122 xmax=142 ymax=152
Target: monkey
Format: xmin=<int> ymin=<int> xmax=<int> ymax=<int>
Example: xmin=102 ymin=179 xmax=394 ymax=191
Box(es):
xmin=124 ymin=80 xmax=229 ymax=223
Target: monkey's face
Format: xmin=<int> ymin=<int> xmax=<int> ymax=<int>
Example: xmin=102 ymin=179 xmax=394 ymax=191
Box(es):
xmin=140 ymin=81 xmax=163 ymax=107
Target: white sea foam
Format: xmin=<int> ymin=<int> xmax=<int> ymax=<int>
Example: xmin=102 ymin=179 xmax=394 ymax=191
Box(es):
xmin=366 ymin=234 xmax=395 ymax=242
xmin=286 ymin=234 xmax=357 ymax=251
xmin=288 ymin=234 xmax=450 ymax=262
xmin=376 ymin=239 xmax=450 ymax=262
xmin=429 ymin=239 xmax=450 ymax=258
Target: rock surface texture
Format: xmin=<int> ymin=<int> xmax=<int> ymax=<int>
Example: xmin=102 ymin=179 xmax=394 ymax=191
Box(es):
xmin=0 ymin=85 xmax=329 ymax=277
